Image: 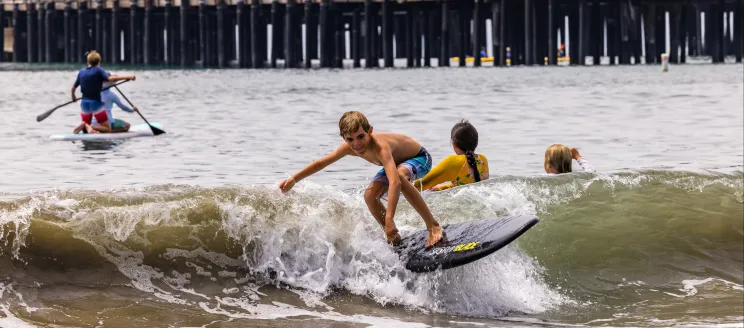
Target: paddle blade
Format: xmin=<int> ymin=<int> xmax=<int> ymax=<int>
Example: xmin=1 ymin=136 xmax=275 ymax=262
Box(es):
xmin=150 ymin=125 xmax=166 ymax=136
xmin=36 ymin=107 xmax=58 ymax=122
xmin=37 ymin=98 xmax=78 ymax=123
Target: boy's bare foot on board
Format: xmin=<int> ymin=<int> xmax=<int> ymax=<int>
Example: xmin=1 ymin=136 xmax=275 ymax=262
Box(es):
xmin=385 ymin=225 xmax=402 ymax=246
xmin=73 ymin=123 xmax=85 ymax=134
xmin=84 ymin=124 xmax=99 ymax=134
xmin=426 ymin=225 xmax=444 ymax=247
xmin=386 ymin=232 xmax=402 ymax=246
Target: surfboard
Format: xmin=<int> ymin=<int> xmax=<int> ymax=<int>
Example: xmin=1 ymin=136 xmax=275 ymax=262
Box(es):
xmin=395 ymin=215 xmax=539 ymax=273
xmin=49 ymin=123 xmax=164 ymax=141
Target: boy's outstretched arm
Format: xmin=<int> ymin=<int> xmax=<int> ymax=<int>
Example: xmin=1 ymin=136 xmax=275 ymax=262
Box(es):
xmin=107 ymin=75 xmax=136 ymax=82
xmin=278 ymin=143 xmax=351 ymax=192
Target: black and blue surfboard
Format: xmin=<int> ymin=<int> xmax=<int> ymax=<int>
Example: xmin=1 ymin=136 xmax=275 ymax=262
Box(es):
xmin=395 ymin=215 xmax=540 ymax=273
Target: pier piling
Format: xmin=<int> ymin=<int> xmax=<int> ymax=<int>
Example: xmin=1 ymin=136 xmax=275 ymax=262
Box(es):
xmin=363 ymin=0 xmax=372 ymax=67
xmin=44 ymin=2 xmax=53 ymax=63
xmin=12 ymin=4 xmax=26 ymax=63
xmin=250 ymin=0 xmax=259 ymax=67
xmin=27 ymin=2 xmax=35 ymax=63
xmin=382 ymin=0 xmax=393 ymax=67
xmin=130 ymin=2 xmax=138 ymax=65
xmin=96 ymin=1 xmax=103 ymax=54
xmin=423 ymin=4 xmax=431 ymax=67
xmin=144 ymin=0 xmax=152 ymax=65
xmin=334 ymin=4 xmax=342 ymax=68
xmin=670 ymin=5 xmax=681 ymax=63
xmin=736 ymin=0 xmax=743 ymax=63
xmin=164 ymin=0 xmax=173 ymax=65
xmin=644 ymin=5 xmax=656 ymax=64
xmin=440 ymin=0 xmax=449 ymax=67
xmin=619 ymin=2 xmax=630 ymax=65
xmin=237 ymin=0 xmax=248 ymax=67
xmin=0 ymin=6 xmax=3 ymax=62
xmin=319 ymin=0 xmax=329 ymax=67
xmin=181 ymin=0 xmax=190 ymax=67
xmin=472 ymin=0 xmax=481 ymax=66
xmin=655 ymin=5 xmax=665 ymax=63
xmin=63 ymin=3 xmax=70 ymax=63
xmin=13 ymin=3 xmax=26 ymax=63
xmin=284 ymin=0 xmax=297 ymax=68
xmin=77 ymin=1 xmax=86 ymax=62
xmin=305 ymin=0 xmax=314 ymax=67
xmin=218 ymin=1 xmax=226 ymax=68
xmin=406 ymin=6 xmax=413 ymax=67
xmin=112 ymin=0 xmax=120 ymax=63
xmin=352 ymin=8 xmax=361 ymax=67
xmin=37 ymin=3 xmax=44 ymax=63
xmin=457 ymin=4 xmax=466 ymax=67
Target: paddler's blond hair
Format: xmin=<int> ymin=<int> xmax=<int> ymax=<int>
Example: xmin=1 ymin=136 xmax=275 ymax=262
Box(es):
xmin=338 ymin=111 xmax=371 ymax=137
xmin=87 ymin=50 xmax=102 ymax=66
xmin=544 ymin=144 xmax=572 ymax=174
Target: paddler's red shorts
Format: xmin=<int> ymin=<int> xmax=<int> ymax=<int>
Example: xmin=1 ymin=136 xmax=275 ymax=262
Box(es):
xmin=80 ymin=99 xmax=108 ymax=124
xmin=81 ymin=111 xmax=109 ymax=125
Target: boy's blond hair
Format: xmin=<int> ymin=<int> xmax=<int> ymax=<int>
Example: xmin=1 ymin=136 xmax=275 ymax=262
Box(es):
xmin=338 ymin=111 xmax=371 ymax=137
xmin=87 ymin=50 xmax=102 ymax=66
xmin=544 ymin=144 xmax=572 ymax=173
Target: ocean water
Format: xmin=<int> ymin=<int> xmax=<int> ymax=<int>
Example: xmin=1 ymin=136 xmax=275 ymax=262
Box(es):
xmin=0 ymin=63 xmax=742 ymax=327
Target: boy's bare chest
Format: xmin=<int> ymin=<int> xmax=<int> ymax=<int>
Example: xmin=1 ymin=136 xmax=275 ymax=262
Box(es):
xmin=365 ymin=155 xmax=383 ymax=166
xmin=356 ymin=151 xmax=383 ymax=166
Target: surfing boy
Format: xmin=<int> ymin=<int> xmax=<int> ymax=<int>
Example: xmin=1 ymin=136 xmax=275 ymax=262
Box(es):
xmin=71 ymin=51 xmax=135 ymax=134
xmin=278 ymin=111 xmax=444 ymax=247
xmin=92 ymin=77 xmax=138 ymax=133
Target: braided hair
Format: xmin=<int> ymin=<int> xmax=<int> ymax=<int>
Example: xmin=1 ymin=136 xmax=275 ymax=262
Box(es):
xmin=451 ymin=120 xmax=481 ymax=182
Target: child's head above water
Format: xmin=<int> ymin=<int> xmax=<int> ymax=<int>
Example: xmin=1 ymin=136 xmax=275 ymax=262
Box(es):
xmin=544 ymin=144 xmax=573 ymax=174
xmin=451 ymin=120 xmax=483 ymax=182
xmin=339 ymin=111 xmax=373 ymax=154
xmin=450 ymin=120 xmax=479 ymax=154
xmin=338 ymin=111 xmax=371 ymax=136
xmin=87 ymin=50 xmax=102 ymax=67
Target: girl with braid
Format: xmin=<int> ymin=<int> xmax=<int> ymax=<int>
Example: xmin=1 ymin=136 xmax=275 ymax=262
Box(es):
xmin=413 ymin=120 xmax=490 ymax=192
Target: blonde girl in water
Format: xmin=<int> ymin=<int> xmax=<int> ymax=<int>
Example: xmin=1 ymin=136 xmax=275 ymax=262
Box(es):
xmin=413 ymin=120 xmax=489 ymax=192
xmin=543 ymin=144 xmax=595 ymax=174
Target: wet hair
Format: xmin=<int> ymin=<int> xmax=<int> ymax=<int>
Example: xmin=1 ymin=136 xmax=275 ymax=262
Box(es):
xmin=451 ymin=120 xmax=481 ymax=182
xmin=544 ymin=144 xmax=572 ymax=173
xmin=87 ymin=50 xmax=102 ymax=66
xmin=338 ymin=111 xmax=371 ymax=137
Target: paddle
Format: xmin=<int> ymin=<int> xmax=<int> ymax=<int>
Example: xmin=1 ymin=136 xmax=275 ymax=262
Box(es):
xmin=36 ymin=80 xmax=131 ymax=122
xmin=113 ymin=85 xmax=166 ymax=136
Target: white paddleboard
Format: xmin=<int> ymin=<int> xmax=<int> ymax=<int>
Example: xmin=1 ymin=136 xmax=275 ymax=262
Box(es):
xmin=49 ymin=123 xmax=164 ymax=141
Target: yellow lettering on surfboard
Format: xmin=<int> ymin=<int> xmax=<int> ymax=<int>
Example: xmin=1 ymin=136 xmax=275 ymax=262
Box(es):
xmin=452 ymin=242 xmax=479 ymax=252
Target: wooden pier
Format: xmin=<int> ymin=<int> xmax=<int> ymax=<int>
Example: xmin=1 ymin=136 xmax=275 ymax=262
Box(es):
xmin=1 ymin=0 xmax=742 ymax=67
